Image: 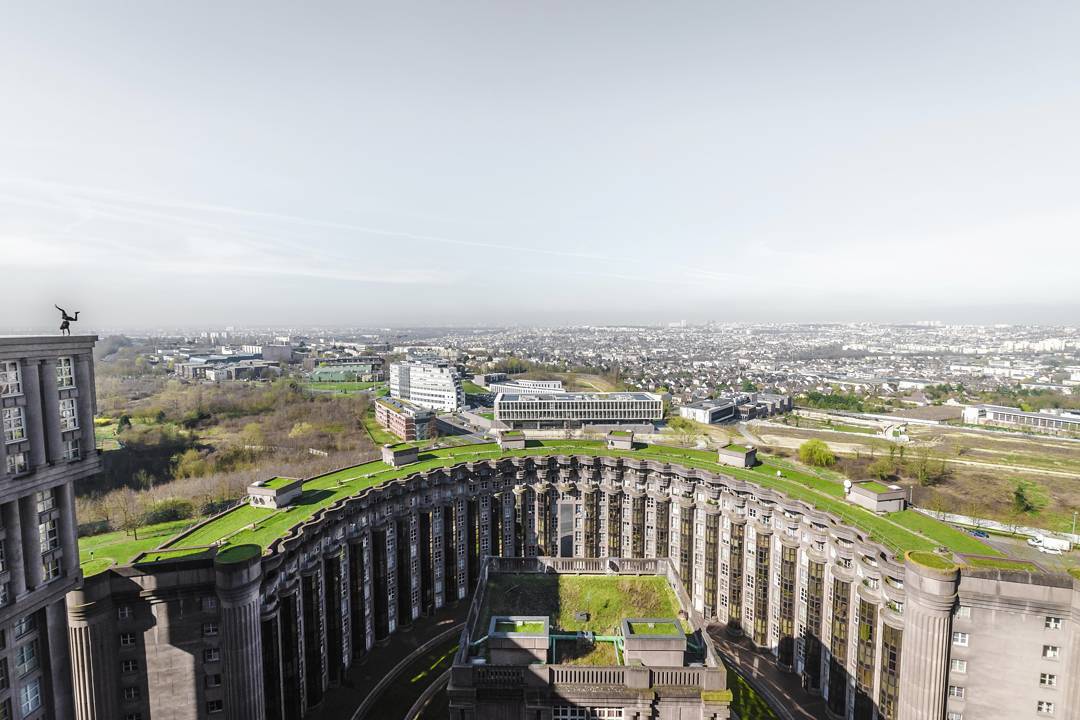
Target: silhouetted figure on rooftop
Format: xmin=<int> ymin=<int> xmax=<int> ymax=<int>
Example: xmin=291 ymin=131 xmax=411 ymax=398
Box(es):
xmin=55 ymin=305 xmax=80 ymax=335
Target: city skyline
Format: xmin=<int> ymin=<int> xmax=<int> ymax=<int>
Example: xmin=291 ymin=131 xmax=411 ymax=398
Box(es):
xmin=4 ymin=2 xmax=1080 ymax=327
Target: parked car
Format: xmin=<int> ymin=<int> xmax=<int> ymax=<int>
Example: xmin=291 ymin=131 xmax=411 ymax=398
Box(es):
xmin=969 ymin=529 xmax=990 ymax=539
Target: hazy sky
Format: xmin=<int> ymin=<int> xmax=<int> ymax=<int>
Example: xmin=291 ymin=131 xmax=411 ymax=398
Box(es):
xmin=2 ymin=1 xmax=1079 ymax=330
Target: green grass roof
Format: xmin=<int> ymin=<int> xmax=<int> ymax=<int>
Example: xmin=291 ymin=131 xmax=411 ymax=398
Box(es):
xmin=626 ymin=620 xmax=682 ymax=636
xmin=860 ymin=481 xmax=893 ymax=494
xmin=84 ymin=439 xmax=1019 ymax=574
xmin=261 ymin=476 xmax=299 ymax=490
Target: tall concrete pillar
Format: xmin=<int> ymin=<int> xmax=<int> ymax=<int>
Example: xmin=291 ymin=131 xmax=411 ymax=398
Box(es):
xmin=454 ymin=496 xmax=468 ymax=600
xmin=216 ymin=549 xmax=266 ymax=720
xmin=40 ymin=358 xmax=62 ymax=464
xmin=0 ymin=406 xmax=7 ymax=477
xmin=385 ymin=522 xmax=398 ymax=634
xmin=66 ymin=577 xmax=119 ymax=720
xmin=19 ymin=494 xmax=43 ymax=591
xmin=22 ymin=360 xmax=46 ymax=469
xmin=432 ymin=505 xmax=445 ymax=609
xmin=46 ymin=597 xmax=76 ymax=718
xmin=3 ymin=501 xmax=27 ymax=598
xmin=897 ymin=556 xmax=960 ymax=720
xmin=57 ymin=482 xmax=78 ymax=575
xmin=75 ymin=354 xmax=97 ymax=457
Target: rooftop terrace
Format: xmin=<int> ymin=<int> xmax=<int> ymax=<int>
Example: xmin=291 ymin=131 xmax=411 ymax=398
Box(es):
xmin=476 ymin=574 xmax=688 ymax=665
xmin=78 ymin=438 xmax=1067 ymax=576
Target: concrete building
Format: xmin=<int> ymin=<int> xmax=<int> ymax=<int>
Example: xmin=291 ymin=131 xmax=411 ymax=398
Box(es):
xmin=63 ymin=441 xmax=1080 ymax=720
xmin=962 ymin=404 xmax=1080 ymax=435
xmin=678 ymin=393 xmax=791 ymax=425
xmin=306 ymin=356 xmax=385 ymax=382
xmin=495 ymin=392 xmax=664 ymax=428
xmin=1 ymin=335 xmax=101 ymax=720
xmin=373 ymin=397 xmax=435 ymax=442
xmin=487 ymin=379 xmax=565 ymax=395
xmin=389 ymin=360 xmax=463 ymax=411
xmin=679 ymin=399 xmax=737 ymax=424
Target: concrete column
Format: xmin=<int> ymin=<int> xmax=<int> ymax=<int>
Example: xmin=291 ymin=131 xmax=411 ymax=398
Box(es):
xmin=385 ymin=522 xmax=397 ymax=633
xmin=432 ymin=506 xmax=445 ymax=609
xmin=897 ymin=557 xmax=959 ymax=720
xmin=0 ymin=409 xmax=7 ymax=477
xmin=21 ymin=360 xmax=46 ymax=469
xmin=40 ymin=358 xmax=62 ymax=464
xmin=75 ymin=354 xmax=96 ymax=457
xmin=502 ymin=491 xmax=515 ymax=557
xmin=455 ymin=497 xmax=468 ymax=601
xmin=479 ymin=494 xmax=491 ymax=558
xmin=3 ymin=501 xmax=27 ymax=598
xmin=46 ymin=597 xmax=75 ymax=718
xmin=216 ymin=551 xmax=266 ymax=720
xmin=57 ymin=482 xmax=78 ymax=577
xmin=66 ymin=578 xmax=119 ymax=720
xmin=409 ymin=511 xmax=421 ymax=620
xmin=361 ymin=531 xmax=374 ymax=651
xmin=19 ymin=494 xmax=42 ymax=591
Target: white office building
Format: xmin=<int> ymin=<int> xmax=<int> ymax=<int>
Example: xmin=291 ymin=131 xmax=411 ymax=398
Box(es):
xmin=495 ymin=392 xmax=663 ymax=428
xmin=486 ymin=379 xmax=565 ymax=395
xmin=390 ymin=360 xmax=464 ymax=411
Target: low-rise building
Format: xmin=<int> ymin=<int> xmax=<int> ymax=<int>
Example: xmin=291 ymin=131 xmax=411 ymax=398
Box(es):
xmin=374 ymin=397 xmax=435 ymax=441
xmin=495 ymin=392 xmax=664 ymax=429
xmin=962 ymin=404 xmax=1080 ymax=435
xmin=487 ymin=379 xmax=565 ymax=395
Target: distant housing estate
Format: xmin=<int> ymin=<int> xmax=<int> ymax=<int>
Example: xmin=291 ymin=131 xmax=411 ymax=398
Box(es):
xmin=304 ymin=355 xmax=385 ymax=382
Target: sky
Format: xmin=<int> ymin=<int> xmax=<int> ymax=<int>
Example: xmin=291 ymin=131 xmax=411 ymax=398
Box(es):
xmin=2 ymin=1 xmax=1079 ymax=330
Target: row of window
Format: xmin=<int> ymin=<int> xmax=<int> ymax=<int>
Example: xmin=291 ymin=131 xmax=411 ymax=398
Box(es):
xmin=947 ymin=694 xmax=1056 ymax=715
xmin=0 ymin=358 xmax=76 ymax=398
xmin=3 ymin=401 xmax=82 ymax=441
xmin=955 ymin=605 xmax=1063 ymax=631
xmin=951 ymin=631 xmax=1061 ymax=659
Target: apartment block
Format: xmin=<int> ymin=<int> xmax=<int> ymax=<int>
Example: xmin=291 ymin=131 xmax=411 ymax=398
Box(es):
xmin=1 ymin=335 xmax=100 ymax=720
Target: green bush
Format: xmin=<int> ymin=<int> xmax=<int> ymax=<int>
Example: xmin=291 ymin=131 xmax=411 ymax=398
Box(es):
xmin=142 ymin=498 xmax=195 ymax=525
xmin=798 ymin=439 xmax=835 ymax=467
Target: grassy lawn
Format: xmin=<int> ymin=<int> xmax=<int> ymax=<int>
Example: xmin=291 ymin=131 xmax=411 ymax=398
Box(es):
xmin=79 ymin=518 xmax=199 ymax=573
xmin=626 ymin=621 xmax=681 ymax=635
xmin=480 ymin=574 xmax=683 ymax=665
xmin=128 ymin=439 xmax=1004 ymax=570
xmin=964 ymin=556 xmax=1040 ymax=572
xmin=886 ymin=510 xmax=1002 ymax=556
xmin=727 ymin=669 xmax=781 ymax=720
xmin=908 ymin=551 xmax=957 ymax=570
xmin=483 ymin=574 xmax=683 ymax=636
xmin=494 ymin=620 xmax=546 ymax=634
xmin=303 ymin=381 xmax=381 ymax=393
xmin=861 ymin=481 xmax=893 ymax=493
xmin=461 ymin=380 xmax=488 ymax=395
xmin=478 ymin=411 xmax=494 ymax=420
xmin=94 ymin=420 xmax=122 ymax=451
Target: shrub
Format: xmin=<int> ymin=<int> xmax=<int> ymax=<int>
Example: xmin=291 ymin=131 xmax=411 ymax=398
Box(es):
xmin=141 ymin=498 xmax=196 ymax=525
xmin=798 ymin=439 xmax=835 ymax=467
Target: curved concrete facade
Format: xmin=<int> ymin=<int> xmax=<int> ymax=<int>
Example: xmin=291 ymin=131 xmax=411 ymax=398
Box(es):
xmin=67 ymin=452 xmax=1080 ymax=720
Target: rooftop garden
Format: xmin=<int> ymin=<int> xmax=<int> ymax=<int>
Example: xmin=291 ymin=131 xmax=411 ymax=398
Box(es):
xmin=626 ymin=620 xmax=681 ymax=636
xmin=81 ymin=439 xmax=1024 ymax=575
xmin=260 ymin=476 xmax=299 ymax=490
xmin=493 ymin=619 xmax=546 ymax=635
xmin=859 ymin=481 xmax=893 ymax=494
xmin=721 ymin=443 xmax=749 ymax=453
xmin=907 ymin=551 xmax=958 ymax=571
xmin=478 ymin=574 xmax=685 ymax=665
xmin=501 ymin=430 xmax=525 ymax=438
xmin=609 ymin=431 xmax=633 ymax=437
xmin=963 ymin=556 xmax=1040 ymax=572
